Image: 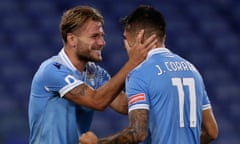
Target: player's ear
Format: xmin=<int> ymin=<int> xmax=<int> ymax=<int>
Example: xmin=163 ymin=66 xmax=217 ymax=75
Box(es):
xmin=66 ymin=33 xmax=77 ymax=47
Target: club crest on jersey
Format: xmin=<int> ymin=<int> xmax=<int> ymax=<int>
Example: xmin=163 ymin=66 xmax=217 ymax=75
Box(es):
xmin=87 ymin=74 xmax=95 ymax=87
xmin=128 ymin=93 xmax=146 ymax=105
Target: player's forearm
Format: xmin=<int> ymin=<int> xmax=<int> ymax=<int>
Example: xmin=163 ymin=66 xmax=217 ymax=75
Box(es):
xmin=65 ymin=61 xmax=140 ymax=111
xmin=98 ymin=109 xmax=148 ymax=144
xmin=94 ymin=60 xmax=139 ymax=110
xmin=110 ymin=92 xmax=128 ymax=114
xmin=98 ymin=128 xmax=139 ymax=144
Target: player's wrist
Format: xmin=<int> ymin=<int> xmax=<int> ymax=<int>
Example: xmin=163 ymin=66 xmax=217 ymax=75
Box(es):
xmin=125 ymin=59 xmax=139 ymax=69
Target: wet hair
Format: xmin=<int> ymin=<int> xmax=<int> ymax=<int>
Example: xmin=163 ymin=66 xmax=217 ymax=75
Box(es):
xmin=121 ymin=5 xmax=166 ymax=41
xmin=60 ymin=6 xmax=104 ymax=43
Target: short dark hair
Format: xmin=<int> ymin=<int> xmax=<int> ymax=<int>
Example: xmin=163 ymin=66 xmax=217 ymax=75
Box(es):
xmin=60 ymin=6 xmax=104 ymax=43
xmin=122 ymin=5 xmax=166 ymax=40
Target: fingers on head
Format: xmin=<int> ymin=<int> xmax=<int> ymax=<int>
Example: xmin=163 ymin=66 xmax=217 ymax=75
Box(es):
xmin=136 ymin=29 xmax=144 ymax=43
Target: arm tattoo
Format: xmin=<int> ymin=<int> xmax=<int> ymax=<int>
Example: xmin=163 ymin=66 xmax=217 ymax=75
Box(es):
xmin=98 ymin=109 xmax=149 ymax=144
xmin=69 ymin=84 xmax=88 ymax=97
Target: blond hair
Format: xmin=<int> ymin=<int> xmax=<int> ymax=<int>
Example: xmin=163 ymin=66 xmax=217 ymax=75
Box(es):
xmin=60 ymin=6 xmax=104 ymax=43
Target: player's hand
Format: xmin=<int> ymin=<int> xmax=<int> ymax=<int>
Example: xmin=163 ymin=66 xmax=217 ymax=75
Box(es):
xmin=79 ymin=131 xmax=98 ymax=144
xmin=125 ymin=29 xmax=157 ymax=66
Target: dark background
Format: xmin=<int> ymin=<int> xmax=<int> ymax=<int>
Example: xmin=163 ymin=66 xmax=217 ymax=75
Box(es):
xmin=0 ymin=0 xmax=239 ymax=143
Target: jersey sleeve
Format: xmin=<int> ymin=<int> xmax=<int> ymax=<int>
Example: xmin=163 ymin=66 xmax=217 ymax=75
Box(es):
xmin=43 ymin=62 xmax=83 ymax=97
xmin=200 ymin=76 xmax=212 ymax=110
xmin=126 ymin=71 xmax=150 ymax=113
xmin=202 ymin=89 xmax=212 ymax=110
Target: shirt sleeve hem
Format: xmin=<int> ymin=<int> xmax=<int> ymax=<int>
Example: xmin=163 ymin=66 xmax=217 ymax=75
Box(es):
xmin=59 ymin=80 xmax=83 ymax=97
xmin=202 ymin=104 xmax=211 ymax=111
xmin=128 ymin=104 xmax=149 ymax=113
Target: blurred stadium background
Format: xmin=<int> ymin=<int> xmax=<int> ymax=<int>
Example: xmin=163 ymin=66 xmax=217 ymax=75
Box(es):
xmin=0 ymin=0 xmax=239 ymax=143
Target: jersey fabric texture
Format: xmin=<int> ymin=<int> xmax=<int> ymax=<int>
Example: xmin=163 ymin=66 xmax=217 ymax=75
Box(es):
xmin=126 ymin=48 xmax=211 ymax=144
xmin=28 ymin=49 xmax=110 ymax=144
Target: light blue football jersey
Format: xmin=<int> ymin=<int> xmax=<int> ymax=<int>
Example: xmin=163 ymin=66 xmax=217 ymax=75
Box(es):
xmin=29 ymin=49 xmax=110 ymax=144
xmin=126 ymin=48 xmax=211 ymax=144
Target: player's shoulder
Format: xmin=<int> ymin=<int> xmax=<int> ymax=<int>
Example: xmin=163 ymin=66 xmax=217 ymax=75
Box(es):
xmin=132 ymin=58 xmax=155 ymax=73
xmin=38 ymin=56 xmax=71 ymax=75
xmin=128 ymin=61 xmax=150 ymax=79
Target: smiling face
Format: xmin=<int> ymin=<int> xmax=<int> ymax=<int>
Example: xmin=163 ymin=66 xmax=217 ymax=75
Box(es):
xmin=72 ymin=20 xmax=105 ymax=62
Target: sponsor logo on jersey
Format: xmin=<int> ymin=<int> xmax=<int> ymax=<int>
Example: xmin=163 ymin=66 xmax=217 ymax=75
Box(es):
xmin=53 ymin=63 xmax=61 ymax=69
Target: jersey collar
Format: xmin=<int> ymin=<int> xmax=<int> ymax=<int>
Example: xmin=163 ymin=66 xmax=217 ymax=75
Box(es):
xmin=59 ymin=48 xmax=77 ymax=71
xmin=147 ymin=48 xmax=170 ymax=59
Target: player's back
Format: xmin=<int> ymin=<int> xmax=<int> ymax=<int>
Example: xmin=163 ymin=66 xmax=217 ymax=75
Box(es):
xmin=130 ymin=48 xmax=210 ymax=144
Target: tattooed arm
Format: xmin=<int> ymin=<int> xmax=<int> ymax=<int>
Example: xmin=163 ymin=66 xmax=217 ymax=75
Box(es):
xmin=64 ymin=31 xmax=157 ymax=111
xmin=79 ymin=109 xmax=149 ymax=144
xmin=64 ymin=64 xmax=135 ymax=111
xmin=64 ymin=66 xmax=129 ymax=111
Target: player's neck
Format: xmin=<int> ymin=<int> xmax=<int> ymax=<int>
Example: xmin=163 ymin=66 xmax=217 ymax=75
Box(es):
xmin=155 ymin=42 xmax=165 ymax=48
xmin=64 ymin=47 xmax=87 ymax=72
xmin=73 ymin=61 xmax=87 ymax=73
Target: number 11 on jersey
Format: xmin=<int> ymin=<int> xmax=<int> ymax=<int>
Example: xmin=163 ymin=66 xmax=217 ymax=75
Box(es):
xmin=171 ymin=77 xmax=197 ymax=128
